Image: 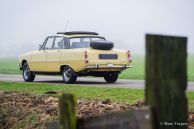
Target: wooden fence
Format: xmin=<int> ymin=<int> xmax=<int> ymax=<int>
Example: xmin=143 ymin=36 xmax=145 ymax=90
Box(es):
xmin=47 ymin=94 xmax=152 ymax=129
xmin=47 ymin=34 xmax=188 ymax=129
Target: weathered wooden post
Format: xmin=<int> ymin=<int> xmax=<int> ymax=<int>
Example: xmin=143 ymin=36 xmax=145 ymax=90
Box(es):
xmin=59 ymin=93 xmax=76 ymax=129
xmin=145 ymin=34 xmax=188 ymax=129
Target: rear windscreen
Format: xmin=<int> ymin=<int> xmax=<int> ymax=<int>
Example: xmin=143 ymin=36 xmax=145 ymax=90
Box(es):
xmin=69 ymin=37 xmax=105 ymax=48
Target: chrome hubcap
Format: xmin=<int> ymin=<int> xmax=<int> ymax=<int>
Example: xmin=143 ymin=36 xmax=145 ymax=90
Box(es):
xmin=63 ymin=67 xmax=71 ymax=81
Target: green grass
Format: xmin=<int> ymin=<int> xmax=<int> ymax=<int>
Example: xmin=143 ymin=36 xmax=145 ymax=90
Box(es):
xmin=119 ymin=55 xmax=144 ymax=80
xmin=188 ymin=92 xmax=194 ymax=112
xmin=0 ymin=81 xmax=194 ymax=111
xmin=0 ymin=54 xmax=194 ymax=81
xmin=119 ymin=54 xmax=194 ymax=81
xmin=0 ymin=57 xmax=20 ymax=74
xmin=0 ymin=81 xmax=144 ymax=104
xmin=188 ymin=54 xmax=194 ymax=82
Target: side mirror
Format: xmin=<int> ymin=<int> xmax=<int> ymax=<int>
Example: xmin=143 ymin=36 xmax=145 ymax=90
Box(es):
xmin=39 ymin=44 xmax=42 ymax=50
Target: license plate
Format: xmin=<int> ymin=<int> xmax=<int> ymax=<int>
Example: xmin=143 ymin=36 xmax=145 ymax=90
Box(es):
xmin=99 ymin=54 xmax=118 ymax=59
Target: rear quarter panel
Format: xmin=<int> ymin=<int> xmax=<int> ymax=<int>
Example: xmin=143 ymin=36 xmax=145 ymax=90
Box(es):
xmin=60 ymin=49 xmax=86 ymax=72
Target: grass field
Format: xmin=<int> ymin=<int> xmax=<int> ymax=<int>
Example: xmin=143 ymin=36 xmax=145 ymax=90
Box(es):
xmin=0 ymin=57 xmax=20 ymax=74
xmin=0 ymin=81 xmax=193 ymax=111
xmin=0 ymin=81 xmax=143 ymax=104
xmin=0 ymin=54 xmax=194 ymax=81
xmin=120 ymin=54 xmax=194 ymax=81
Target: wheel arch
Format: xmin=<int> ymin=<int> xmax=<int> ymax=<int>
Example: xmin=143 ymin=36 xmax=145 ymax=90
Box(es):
xmin=60 ymin=64 xmax=74 ymax=73
xmin=21 ymin=60 xmax=28 ymax=68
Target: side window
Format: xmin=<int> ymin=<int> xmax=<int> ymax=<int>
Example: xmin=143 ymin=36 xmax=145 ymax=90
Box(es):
xmin=69 ymin=38 xmax=81 ymax=48
xmin=44 ymin=37 xmax=54 ymax=50
xmin=64 ymin=38 xmax=70 ymax=49
xmin=53 ymin=37 xmax=63 ymax=49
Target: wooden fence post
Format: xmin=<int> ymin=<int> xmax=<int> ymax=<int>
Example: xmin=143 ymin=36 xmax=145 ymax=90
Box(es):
xmin=59 ymin=93 xmax=76 ymax=129
xmin=145 ymin=34 xmax=188 ymax=129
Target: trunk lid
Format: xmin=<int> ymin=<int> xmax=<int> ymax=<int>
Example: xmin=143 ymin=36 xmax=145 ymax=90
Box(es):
xmin=86 ymin=48 xmax=129 ymax=65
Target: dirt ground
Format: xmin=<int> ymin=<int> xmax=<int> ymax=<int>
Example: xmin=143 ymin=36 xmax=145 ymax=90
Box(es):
xmin=0 ymin=91 xmax=193 ymax=129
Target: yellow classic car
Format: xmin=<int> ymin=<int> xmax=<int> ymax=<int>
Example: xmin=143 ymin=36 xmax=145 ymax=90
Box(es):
xmin=18 ymin=31 xmax=132 ymax=83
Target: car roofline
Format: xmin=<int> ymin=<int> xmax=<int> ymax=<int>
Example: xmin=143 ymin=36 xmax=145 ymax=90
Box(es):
xmin=54 ymin=34 xmax=105 ymax=39
xmin=57 ymin=31 xmax=99 ymax=35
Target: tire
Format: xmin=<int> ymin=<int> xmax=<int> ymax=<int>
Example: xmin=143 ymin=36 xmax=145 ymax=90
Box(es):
xmin=62 ymin=66 xmax=77 ymax=84
xmin=22 ymin=62 xmax=35 ymax=82
xmin=90 ymin=40 xmax=114 ymax=50
xmin=104 ymin=72 xmax=118 ymax=83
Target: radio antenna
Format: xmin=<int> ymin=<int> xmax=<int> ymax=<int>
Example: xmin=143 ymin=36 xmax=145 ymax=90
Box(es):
xmin=64 ymin=19 xmax=69 ymax=32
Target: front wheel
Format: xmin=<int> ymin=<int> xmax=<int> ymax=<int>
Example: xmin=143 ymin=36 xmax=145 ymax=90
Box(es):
xmin=62 ymin=66 xmax=77 ymax=84
xmin=104 ymin=72 xmax=118 ymax=83
xmin=22 ymin=62 xmax=35 ymax=82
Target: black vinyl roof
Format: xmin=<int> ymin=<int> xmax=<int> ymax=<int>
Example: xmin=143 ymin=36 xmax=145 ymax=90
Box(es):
xmin=57 ymin=31 xmax=99 ymax=35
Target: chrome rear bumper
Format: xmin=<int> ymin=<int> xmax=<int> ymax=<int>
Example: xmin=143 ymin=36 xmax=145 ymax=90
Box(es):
xmin=85 ymin=65 xmax=132 ymax=69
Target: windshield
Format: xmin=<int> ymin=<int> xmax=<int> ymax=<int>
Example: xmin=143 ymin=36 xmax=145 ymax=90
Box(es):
xmin=69 ymin=37 xmax=105 ymax=48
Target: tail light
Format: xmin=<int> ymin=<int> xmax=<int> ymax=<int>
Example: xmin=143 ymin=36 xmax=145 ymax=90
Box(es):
xmin=127 ymin=50 xmax=132 ymax=62
xmin=84 ymin=50 xmax=89 ymax=64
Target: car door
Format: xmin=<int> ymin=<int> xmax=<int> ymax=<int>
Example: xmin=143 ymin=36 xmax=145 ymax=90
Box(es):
xmin=46 ymin=36 xmax=63 ymax=72
xmin=30 ymin=38 xmax=48 ymax=71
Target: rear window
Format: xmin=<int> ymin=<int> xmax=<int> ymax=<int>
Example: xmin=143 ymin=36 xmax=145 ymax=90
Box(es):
xmin=69 ymin=37 xmax=105 ymax=48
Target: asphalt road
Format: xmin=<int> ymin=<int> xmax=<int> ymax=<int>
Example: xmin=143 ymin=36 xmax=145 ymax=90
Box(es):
xmin=0 ymin=74 xmax=194 ymax=91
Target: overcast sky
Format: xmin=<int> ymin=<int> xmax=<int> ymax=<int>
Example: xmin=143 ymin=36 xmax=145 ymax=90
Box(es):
xmin=0 ymin=0 xmax=193 ymax=57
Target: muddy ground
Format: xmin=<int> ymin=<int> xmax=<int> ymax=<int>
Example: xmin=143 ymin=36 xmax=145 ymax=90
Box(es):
xmin=0 ymin=91 xmax=193 ymax=129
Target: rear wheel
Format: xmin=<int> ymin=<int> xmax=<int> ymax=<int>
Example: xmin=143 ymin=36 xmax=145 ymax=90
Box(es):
xmin=62 ymin=66 xmax=77 ymax=84
xmin=104 ymin=72 xmax=118 ymax=83
xmin=22 ymin=62 xmax=35 ymax=82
